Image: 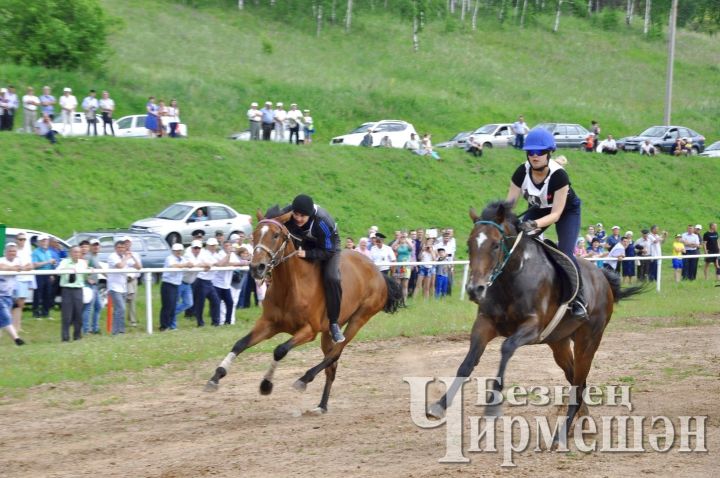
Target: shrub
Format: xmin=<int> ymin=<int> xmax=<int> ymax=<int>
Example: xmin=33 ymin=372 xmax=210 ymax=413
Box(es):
xmin=0 ymin=0 xmax=108 ymax=70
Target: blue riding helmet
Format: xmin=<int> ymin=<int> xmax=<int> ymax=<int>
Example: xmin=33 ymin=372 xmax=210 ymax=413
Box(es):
xmin=522 ymin=128 xmax=557 ymax=152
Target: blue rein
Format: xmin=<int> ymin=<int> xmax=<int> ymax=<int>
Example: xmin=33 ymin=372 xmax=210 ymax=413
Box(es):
xmin=473 ymin=220 xmax=522 ymax=285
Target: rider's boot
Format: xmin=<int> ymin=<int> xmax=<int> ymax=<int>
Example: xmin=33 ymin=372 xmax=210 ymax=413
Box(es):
xmin=570 ymin=284 xmax=588 ymax=320
xmin=329 ymin=321 xmax=345 ymax=344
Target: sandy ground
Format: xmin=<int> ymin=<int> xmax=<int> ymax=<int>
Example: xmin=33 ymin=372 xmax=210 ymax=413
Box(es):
xmin=0 ymin=319 xmax=718 ymax=478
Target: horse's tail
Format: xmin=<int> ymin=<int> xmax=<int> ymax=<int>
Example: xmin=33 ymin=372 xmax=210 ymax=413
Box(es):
xmin=382 ymin=274 xmax=404 ymax=314
xmin=601 ymin=268 xmax=646 ymax=302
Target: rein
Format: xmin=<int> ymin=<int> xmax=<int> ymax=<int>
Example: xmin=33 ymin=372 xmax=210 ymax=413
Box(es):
xmin=473 ymin=220 xmax=524 ymax=286
xmin=253 ymin=218 xmax=301 ymax=276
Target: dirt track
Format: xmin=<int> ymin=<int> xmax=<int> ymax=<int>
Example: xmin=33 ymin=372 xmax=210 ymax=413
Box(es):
xmin=1 ymin=321 xmax=718 ymax=477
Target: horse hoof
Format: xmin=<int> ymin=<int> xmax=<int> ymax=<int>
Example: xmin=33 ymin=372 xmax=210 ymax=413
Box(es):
xmin=259 ymin=379 xmax=273 ymax=395
xmin=292 ymin=379 xmax=307 ymax=392
xmin=204 ymin=380 xmax=219 ymax=393
xmin=485 ymin=404 xmax=502 ymax=417
xmin=304 ymin=406 xmax=327 ymax=416
xmin=427 ymin=402 xmax=446 ymax=420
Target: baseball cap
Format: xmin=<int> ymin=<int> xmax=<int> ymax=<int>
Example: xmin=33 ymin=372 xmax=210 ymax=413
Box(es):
xmin=89 ymin=238 xmax=101 ymax=245
xmin=596 ymin=223 xmax=603 ymax=228
xmin=695 ymin=224 xmax=702 ymax=230
xmin=120 ymin=236 xmax=132 ymax=242
xmin=229 ymin=233 xmax=239 ymax=241
xmin=276 ymin=102 xmax=283 ymax=107
xmin=611 ymin=226 xmax=620 ymax=230
xmin=251 ymin=102 xmax=258 ymax=107
xmin=0 ymin=88 xmax=6 ymax=93
xmin=191 ymin=240 xmax=203 ymax=248
xmin=675 ymin=233 xmax=682 ymax=238
xmin=37 ymin=234 xmax=49 ymax=241
xmin=16 ymin=232 xmax=26 ymax=238
xmin=641 ymin=229 xmax=649 ymax=234
xmin=625 ymin=231 xmax=633 ymax=237
xmin=171 ymin=243 xmax=184 ymax=251
xmin=63 ymin=87 xmax=72 ymax=92
xmin=375 ymin=232 xmax=387 ymax=239
xmin=206 ymin=238 xmax=219 ymax=246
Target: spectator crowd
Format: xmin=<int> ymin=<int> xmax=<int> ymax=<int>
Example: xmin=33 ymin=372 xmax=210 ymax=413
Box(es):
xmin=247 ymin=101 xmax=314 ymax=144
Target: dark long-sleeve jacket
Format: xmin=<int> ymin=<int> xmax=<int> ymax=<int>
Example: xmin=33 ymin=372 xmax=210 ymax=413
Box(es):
xmin=283 ymin=204 xmax=340 ymax=261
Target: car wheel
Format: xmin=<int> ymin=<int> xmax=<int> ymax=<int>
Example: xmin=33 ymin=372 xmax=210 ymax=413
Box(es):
xmin=483 ymin=142 xmax=493 ymax=149
xmin=166 ymin=232 xmax=182 ymax=246
xmin=691 ymin=146 xmax=699 ymax=156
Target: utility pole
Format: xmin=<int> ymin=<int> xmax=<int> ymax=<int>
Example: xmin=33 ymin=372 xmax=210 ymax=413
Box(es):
xmin=663 ymin=0 xmax=678 ymax=125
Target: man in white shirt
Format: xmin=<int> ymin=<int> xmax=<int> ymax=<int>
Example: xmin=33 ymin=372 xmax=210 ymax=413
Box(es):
xmin=22 ymin=86 xmax=40 ymax=133
xmin=598 ymin=134 xmax=618 ymax=155
xmin=640 ymin=139 xmax=657 ymax=156
xmin=273 ymin=102 xmax=287 ymax=142
xmin=99 ymin=90 xmax=115 ymax=136
xmin=247 ymin=102 xmax=261 ymax=140
xmin=160 ymin=243 xmax=191 ymax=331
xmin=59 ymin=87 xmax=78 ymax=134
xmin=681 ymin=224 xmax=701 ymax=280
xmin=0 ymin=242 xmax=30 ymax=346
xmin=81 ymin=89 xmax=99 ymax=136
xmin=511 ymin=115 xmax=529 ymax=149
xmin=606 ymin=237 xmax=628 ymax=271
xmin=647 ymin=225 xmax=666 ymax=281
xmin=106 ymin=240 xmax=141 ymax=335
xmin=286 ymin=103 xmax=303 ymax=145
xmin=194 ymin=238 xmax=222 ymax=327
xmin=369 ymin=233 xmax=396 ymax=274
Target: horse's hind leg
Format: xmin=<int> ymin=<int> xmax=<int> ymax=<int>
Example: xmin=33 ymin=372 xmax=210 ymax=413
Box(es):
xmin=260 ymin=324 xmax=316 ymax=396
xmin=204 ymin=320 xmax=277 ymax=392
xmin=428 ymin=315 xmax=497 ymax=420
xmin=548 ymin=338 xmax=574 ymax=384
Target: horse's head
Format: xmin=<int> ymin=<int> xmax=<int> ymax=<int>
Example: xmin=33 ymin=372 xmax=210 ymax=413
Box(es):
xmin=466 ymin=201 xmax=519 ymax=303
xmin=250 ymin=209 xmax=295 ymax=281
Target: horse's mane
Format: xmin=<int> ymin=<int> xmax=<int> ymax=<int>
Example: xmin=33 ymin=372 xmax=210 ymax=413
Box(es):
xmin=264 ymin=204 xmax=284 ymax=219
xmin=480 ymin=200 xmax=520 ymax=228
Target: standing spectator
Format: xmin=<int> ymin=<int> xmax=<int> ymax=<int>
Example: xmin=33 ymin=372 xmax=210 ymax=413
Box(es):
xmin=7 ymin=86 xmax=19 ymax=129
xmin=416 ymin=237 xmax=437 ymax=299
xmin=124 ymin=237 xmax=143 ymax=326
xmin=605 ymin=236 xmax=627 ymax=271
xmin=303 ymin=109 xmax=314 ymax=144
xmin=392 ymin=232 xmax=413 ymax=301
xmin=22 ymin=87 xmax=40 ymax=133
xmin=369 ymin=233 xmax=396 ymax=275
xmin=273 ymin=102 xmax=286 ymax=141
xmin=82 ymin=90 xmax=99 ymax=136
xmin=606 ymin=226 xmax=622 ymax=251
xmin=622 ymin=231 xmax=636 ymax=283
xmin=247 ymin=101 xmax=261 ymax=140
xmin=287 ymin=103 xmax=303 ymax=145
xmin=40 ymin=86 xmax=56 ymax=120
xmin=59 ymin=87 xmax=78 ymax=135
xmin=260 ymin=101 xmax=275 ymax=141
xmin=0 ymin=242 xmax=29 ymax=346
xmin=345 ymin=237 xmax=355 ymax=250
xmin=81 ymin=239 xmax=103 ymax=334
xmin=99 ymin=90 xmax=115 ymax=136
xmin=434 ymin=248 xmax=450 ymax=298
xmin=634 ymin=229 xmax=652 ymax=281
xmin=672 ymin=234 xmax=685 ymax=283
xmin=354 ymin=237 xmax=372 ymax=258
xmin=175 ymin=240 xmax=205 ymax=323
xmin=584 ymin=225 xmax=597 ymax=245
xmin=194 ymin=238 xmax=221 ymax=327
xmin=57 ymin=247 xmax=87 ymax=342
xmin=681 ymin=224 xmax=701 ymax=280
xmin=590 ymin=120 xmax=601 ymax=139
xmin=165 ymin=99 xmax=180 ymax=138
xmin=159 ymin=243 xmax=191 ymax=331
xmin=647 ymin=225 xmax=666 ymax=281
xmin=34 ymin=113 xmax=57 ymax=144
xmin=145 ymin=96 xmax=160 ymax=138
xmin=598 ymin=135 xmax=618 ymax=155
xmin=511 ymin=115 xmax=529 ymax=149
xmin=595 ymin=223 xmax=607 ymax=247
xmin=231 ymin=245 xmax=251 ymax=318
xmin=0 ymin=88 xmax=12 ymax=131
xmin=640 ymin=140 xmax=657 ymax=156
xmin=702 ymin=222 xmax=719 ymax=281
xmin=107 ymin=240 xmax=141 ymax=335
xmin=12 ymin=232 xmax=35 ymax=333
xmin=584 ymin=133 xmax=595 ymax=153
xmin=214 ymin=241 xmax=245 ymax=326
xmin=31 ymin=235 xmax=57 ymax=319
xmin=156 ymin=99 xmax=167 ymax=137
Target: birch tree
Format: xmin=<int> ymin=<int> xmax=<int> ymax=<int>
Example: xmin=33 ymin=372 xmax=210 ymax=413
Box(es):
xmin=498 ymin=0 xmax=506 ymax=22
xmin=626 ymin=0 xmax=634 ymax=25
xmin=238 ymin=0 xmax=244 ymax=9
xmin=316 ymin=3 xmax=323 ymax=37
xmin=520 ymin=0 xmax=528 ymax=27
xmin=472 ymin=0 xmax=480 ymax=30
xmin=643 ymin=0 xmax=651 ymax=35
xmin=345 ymin=0 xmax=353 ymax=33
xmin=553 ymin=0 xmax=562 ymax=32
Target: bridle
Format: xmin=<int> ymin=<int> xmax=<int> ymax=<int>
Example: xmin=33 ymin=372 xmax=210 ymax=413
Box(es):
xmin=253 ymin=218 xmax=301 ymax=276
xmin=472 ymin=220 xmax=524 ymax=286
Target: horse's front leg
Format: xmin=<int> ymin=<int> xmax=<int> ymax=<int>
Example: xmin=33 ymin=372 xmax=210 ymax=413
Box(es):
xmin=259 ymin=324 xmax=316 ymax=395
xmin=427 ymin=315 xmax=497 ymax=419
xmin=204 ymin=319 xmax=278 ymax=392
xmin=485 ymin=316 xmax=541 ymax=416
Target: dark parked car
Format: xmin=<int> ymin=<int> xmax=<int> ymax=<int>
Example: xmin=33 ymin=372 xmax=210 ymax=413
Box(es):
xmin=617 ymin=126 xmax=705 ymax=154
xmin=534 ymin=123 xmax=590 ymax=149
xmin=66 ymin=229 xmax=171 ymax=269
xmin=435 ymin=131 xmax=472 ymax=149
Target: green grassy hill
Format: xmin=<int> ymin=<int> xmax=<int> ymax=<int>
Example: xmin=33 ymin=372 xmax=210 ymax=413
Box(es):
xmin=2 ymin=0 xmax=720 ymax=249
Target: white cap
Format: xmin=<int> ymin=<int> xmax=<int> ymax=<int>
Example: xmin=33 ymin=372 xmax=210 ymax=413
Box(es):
xmin=171 ymin=243 xmax=184 ymax=251
xmin=16 ymin=232 xmax=26 ymax=238
xmin=229 ymin=233 xmax=239 ymax=241
xmin=625 ymin=231 xmax=633 ymax=237
xmin=611 ymin=226 xmax=620 ymax=230
xmin=206 ymin=238 xmax=219 ymax=246
xmin=0 ymin=88 xmax=7 ymax=93
xmin=251 ymin=102 xmax=258 ymax=107
xmin=120 ymin=236 xmax=132 ymax=242
xmin=191 ymin=240 xmax=203 ymax=248
xmin=5 ymin=241 xmax=17 ymax=248
xmin=37 ymin=234 xmax=49 ymax=241
xmin=695 ymin=224 xmax=702 ymax=230
xmin=370 ymin=225 xmax=378 ymax=232
xmin=276 ymin=102 xmax=283 ymax=107
xmin=265 ymin=101 xmax=272 ymax=105
xmin=63 ymin=87 xmax=72 ymax=92
xmin=89 ymin=238 xmax=100 ymax=245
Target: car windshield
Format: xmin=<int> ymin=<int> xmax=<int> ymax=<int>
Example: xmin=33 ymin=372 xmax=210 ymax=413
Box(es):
xmin=638 ymin=126 xmax=668 ymax=138
xmin=535 ymin=123 xmax=556 ymax=132
xmin=473 ymin=124 xmax=498 ymax=135
xmin=706 ymin=141 xmax=720 ymax=151
xmin=155 ymin=204 xmax=192 ymax=220
xmin=349 ymin=123 xmax=376 ymax=134
xmin=452 ymin=132 xmax=470 ymax=141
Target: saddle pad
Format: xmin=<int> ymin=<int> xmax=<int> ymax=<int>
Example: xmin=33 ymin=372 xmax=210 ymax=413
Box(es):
xmin=531 ymin=237 xmax=580 ymax=304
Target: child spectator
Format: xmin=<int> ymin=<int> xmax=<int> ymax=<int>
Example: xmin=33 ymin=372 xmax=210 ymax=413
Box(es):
xmin=434 ymin=248 xmax=450 ymax=298
xmin=587 ymin=238 xmax=606 ymax=269
xmin=672 ymin=234 xmax=685 ymax=282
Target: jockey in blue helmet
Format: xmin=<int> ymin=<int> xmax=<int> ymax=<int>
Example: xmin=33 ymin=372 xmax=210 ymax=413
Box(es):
xmin=505 ymin=127 xmax=587 ymax=320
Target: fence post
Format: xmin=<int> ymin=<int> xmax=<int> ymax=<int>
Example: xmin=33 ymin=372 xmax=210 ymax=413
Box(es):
xmin=145 ymin=272 xmax=153 ymax=334
xmin=460 ymin=263 xmax=469 ymax=301
xmin=656 ymin=258 xmax=662 ymax=292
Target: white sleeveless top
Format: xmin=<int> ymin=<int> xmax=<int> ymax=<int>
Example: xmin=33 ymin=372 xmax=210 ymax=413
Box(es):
xmin=520 ymin=159 xmax=565 ymax=210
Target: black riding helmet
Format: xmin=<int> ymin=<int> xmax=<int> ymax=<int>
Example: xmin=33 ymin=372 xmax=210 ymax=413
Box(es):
xmin=292 ymin=194 xmax=315 ymax=216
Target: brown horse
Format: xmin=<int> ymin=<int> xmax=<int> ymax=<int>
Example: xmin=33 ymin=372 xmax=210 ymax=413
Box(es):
xmin=205 ymin=210 xmax=403 ymax=413
xmin=427 ymin=201 xmax=643 ymax=445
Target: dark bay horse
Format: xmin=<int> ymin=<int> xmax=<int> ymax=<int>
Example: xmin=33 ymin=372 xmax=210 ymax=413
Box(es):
xmin=427 ymin=201 xmax=643 ymax=445
xmin=205 ymin=210 xmax=403 ymax=413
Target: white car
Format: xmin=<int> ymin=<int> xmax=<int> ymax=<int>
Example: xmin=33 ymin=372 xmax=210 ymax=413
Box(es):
xmin=467 ymin=123 xmax=515 ymax=149
xmin=699 ymin=141 xmax=720 ymax=158
xmin=51 ymin=112 xmax=109 ymax=137
xmin=130 ymin=201 xmax=252 ymax=245
xmin=115 ymin=114 xmax=188 ymax=138
xmin=330 ymin=120 xmax=417 ymax=148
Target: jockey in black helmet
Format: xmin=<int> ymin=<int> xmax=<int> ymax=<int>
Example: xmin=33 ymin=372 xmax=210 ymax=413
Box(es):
xmin=284 ymin=194 xmax=345 ymax=343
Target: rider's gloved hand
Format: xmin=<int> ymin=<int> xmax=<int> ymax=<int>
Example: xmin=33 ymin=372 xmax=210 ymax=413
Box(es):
xmin=518 ymin=220 xmax=541 ymax=236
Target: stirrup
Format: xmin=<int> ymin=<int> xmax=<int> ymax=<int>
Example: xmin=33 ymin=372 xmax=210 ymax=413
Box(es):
xmin=570 ymin=300 xmax=588 ymax=319
xmin=329 ymin=323 xmax=345 ymax=344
